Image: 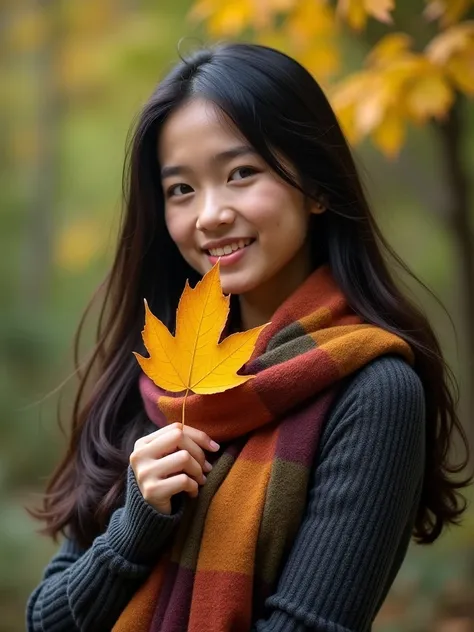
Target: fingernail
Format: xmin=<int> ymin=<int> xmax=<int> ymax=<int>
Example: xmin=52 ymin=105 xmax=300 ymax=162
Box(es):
xmin=210 ymin=440 xmax=220 ymax=451
xmin=203 ymin=460 xmax=213 ymax=472
xmin=201 ymin=475 xmax=207 ymax=484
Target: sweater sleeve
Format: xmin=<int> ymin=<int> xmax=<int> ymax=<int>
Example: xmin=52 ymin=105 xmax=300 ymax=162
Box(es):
xmin=26 ymin=465 xmax=183 ymax=632
xmin=253 ymin=355 xmax=426 ymax=632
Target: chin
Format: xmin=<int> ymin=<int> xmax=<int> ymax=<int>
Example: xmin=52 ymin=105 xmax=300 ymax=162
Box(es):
xmin=219 ymin=278 xmax=258 ymax=297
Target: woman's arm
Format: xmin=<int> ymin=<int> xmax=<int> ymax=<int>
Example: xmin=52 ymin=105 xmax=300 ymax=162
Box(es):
xmin=253 ymin=355 xmax=426 ymax=632
xmin=26 ymin=466 xmax=183 ymax=632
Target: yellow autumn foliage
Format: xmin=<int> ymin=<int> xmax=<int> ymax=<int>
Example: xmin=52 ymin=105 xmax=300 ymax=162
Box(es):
xmin=190 ymin=0 xmax=339 ymax=80
xmin=427 ymin=22 xmax=474 ymax=95
xmin=189 ymin=0 xmax=297 ymax=35
xmin=55 ymin=217 xmax=105 ymax=272
xmin=189 ymin=0 xmax=474 ymax=158
xmin=424 ymin=0 xmax=473 ymax=27
xmin=332 ymin=33 xmax=456 ymax=156
xmin=336 ymin=0 xmax=395 ymax=31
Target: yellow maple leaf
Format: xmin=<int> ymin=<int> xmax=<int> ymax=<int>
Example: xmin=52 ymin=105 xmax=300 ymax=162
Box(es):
xmin=337 ymin=0 xmax=394 ymax=30
xmin=331 ymin=72 xmax=372 ymax=142
xmin=426 ymin=22 xmax=474 ymax=95
xmin=207 ymin=2 xmax=255 ymax=35
xmin=134 ymin=262 xmax=268 ymax=425
xmin=427 ymin=22 xmax=474 ymax=63
xmin=405 ymin=65 xmax=454 ymax=122
xmin=446 ymin=54 xmax=474 ymax=94
xmin=189 ymin=0 xmax=296 ymax=34
xmin=366 ymin=33 xmax=414 ymax=68
xmin=287 ymin=0 xmax=335 ymax=38
xmin=299 ymin=44 xmax=341 ymax=80
xmin=331 ymin=32 xmax=462 ymax=158
xmin=365 ymin=0 xmax=395 ymax=23
xmin=372 ymin=109 xmax=405 ymax=157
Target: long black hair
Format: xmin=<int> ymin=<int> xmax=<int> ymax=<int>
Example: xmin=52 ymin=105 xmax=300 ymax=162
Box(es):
xmin=30 ymin=42 xmax=470 ymax=549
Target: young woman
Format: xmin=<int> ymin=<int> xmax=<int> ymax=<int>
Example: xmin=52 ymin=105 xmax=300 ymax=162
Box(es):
xmin=27 ymin=42 xmax=470 ymax=631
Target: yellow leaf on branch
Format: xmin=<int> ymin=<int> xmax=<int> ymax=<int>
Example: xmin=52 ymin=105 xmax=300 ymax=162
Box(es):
xmin=354 ymin=75 xmax=393 ymax=134
xmin=287 ymin=0 xmax=335 ymax=38
xmin=446 ymin=54 xmax=474 ymax=94
xmin=366 ymin=33 xmax=414 ymax=68
xmin=427 ymin=22 xmax=474 ymax=63
xmin=372 ymin=109 xmax=405 ymax=157
xmin=365 ymin=0 xmax=396 ymax=23
xmin=331 ymin=72 xmax=372 ymax=142
xmin=283 ymin=0 xmax=340 ymax=78
xmin=427 ymin=22 xmax=474 ymax=95
xmin=336 ymin=0 xmax=395 ymax=30
xmin=405 ymin=65 xmax=454 ymax=122
xmin=134 ymin=262 xmax=268 ymax=425
xmin=256 ymin=32 xmax=339 ymax=82
xmin=189 ymin=0 xmax=338 ymax=80
xmin=424 ymin=0 xmax=472 ymax=27
xmin=198 ymin=1 xmax=254 ymax=35
xmin=189 ymin=0 xmax=296 ymax=35
xmin=331 ymin=29 xmax=461 ymax=158
xmin=298 ymin=44 xmax=341 ymax=79
xmin=188 ymin=0 xmax=471 ymax=157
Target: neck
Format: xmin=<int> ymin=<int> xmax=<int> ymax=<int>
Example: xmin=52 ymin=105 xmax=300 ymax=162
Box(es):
xmin=238 ymin=248 xmax=313 ymax=330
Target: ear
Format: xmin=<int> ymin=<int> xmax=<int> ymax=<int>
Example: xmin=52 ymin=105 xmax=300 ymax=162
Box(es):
xmin=308 ymin=195 xmax=327 ymax=215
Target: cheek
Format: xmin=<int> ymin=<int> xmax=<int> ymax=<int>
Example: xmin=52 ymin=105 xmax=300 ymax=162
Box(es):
xmin=165 ymin=210 xmax=192 ymax=246
xmin=244 ymin=183 xmax=286 ymax=219
xmin=248 ymin=182 xmax=306 ymax=234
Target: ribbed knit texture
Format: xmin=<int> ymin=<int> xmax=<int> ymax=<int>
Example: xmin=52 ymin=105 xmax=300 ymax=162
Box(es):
xmin=27 ymin=467 xmax=183 ymax=631
xmin=27 ymin=356 xmax=425 ymax=632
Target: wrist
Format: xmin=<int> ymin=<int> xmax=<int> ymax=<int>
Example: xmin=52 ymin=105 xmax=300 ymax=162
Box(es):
xmin=106 ymin=466 xmax=183 ymax=564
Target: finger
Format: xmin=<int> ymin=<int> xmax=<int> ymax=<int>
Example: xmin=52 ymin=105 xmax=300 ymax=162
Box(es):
xmin=165 ymin=431 xmax=209 ymax=471
xmin=158 ymin=473 xmax=200 ymax=499
xmin=141 ymin=473 xmax=200 ymax=509
xmin=147 ymin=426 xmax=217 ymax=464
xmin=135 ymin=427 xmax=206 ymax=471
xmin=140 ymin=422 xmax=181 ymax=444
xmin=155 ymin=450 xmax=207 ymax=484
xmin=142 ymin=422 xmax=219 ymax=453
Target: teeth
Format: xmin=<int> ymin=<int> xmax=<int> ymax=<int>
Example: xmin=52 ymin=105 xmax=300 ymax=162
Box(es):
xmin=209 ymin=239 xmax=251 ymax=257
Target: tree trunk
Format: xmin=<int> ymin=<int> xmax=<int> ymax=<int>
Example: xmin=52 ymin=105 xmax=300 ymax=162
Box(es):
xmin=19 ymin=0 xmax=61 ymax=308
xmin=435 ymin=97 xmax=474 ymax=461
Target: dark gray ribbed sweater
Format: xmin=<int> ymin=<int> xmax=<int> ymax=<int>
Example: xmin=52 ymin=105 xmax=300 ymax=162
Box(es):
xmin=26 ymin=355 xmax=426 ymax=631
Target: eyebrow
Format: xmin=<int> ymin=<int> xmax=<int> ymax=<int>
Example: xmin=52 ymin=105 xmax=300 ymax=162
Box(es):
xmin=160 ymin=145 xmax=257 ymax=179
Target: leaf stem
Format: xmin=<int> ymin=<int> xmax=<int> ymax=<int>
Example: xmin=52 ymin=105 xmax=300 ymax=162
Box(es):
xmin=181 ymin=388 xmax=189 ymax=430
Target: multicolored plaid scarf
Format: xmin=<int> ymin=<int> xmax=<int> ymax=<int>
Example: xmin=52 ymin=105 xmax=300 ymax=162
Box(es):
xmin=113 ymin=264 xmax=413 ymax=632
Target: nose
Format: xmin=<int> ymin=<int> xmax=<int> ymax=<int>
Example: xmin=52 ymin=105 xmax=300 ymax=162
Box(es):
xmin=196 ymin=194 xmax=236 ymax=231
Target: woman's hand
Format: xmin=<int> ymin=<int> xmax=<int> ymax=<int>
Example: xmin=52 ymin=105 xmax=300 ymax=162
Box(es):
xmin=130 ymin=422 xmax=220 ymax=515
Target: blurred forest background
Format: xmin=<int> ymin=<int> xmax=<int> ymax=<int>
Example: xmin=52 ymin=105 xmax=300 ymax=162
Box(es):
xmin=1 ymin=0 xmax=473 ymax=630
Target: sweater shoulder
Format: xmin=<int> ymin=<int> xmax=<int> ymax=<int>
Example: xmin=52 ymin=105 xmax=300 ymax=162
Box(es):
xmin=348 ymin=353 xmax=421 ymax=393
xmin=334 ymin=353 xmax=423 ymax=412
xmin=321 ymin=354 xmax=426 ymax=449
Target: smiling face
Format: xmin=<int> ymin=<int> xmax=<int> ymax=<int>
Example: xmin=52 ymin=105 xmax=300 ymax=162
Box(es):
xmin=158 ymin=98 xmax=323 ymax=324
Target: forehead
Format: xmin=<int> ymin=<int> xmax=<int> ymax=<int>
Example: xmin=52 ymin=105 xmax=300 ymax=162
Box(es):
xmin=157 ymin=98 xmax=245 ymax=163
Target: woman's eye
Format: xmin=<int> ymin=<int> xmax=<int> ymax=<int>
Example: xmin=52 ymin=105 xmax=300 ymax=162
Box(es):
xmin=229 ymin=166 xmax=257 ymax=181
xmin=168 ymin=183 xmax=192 ymax=197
